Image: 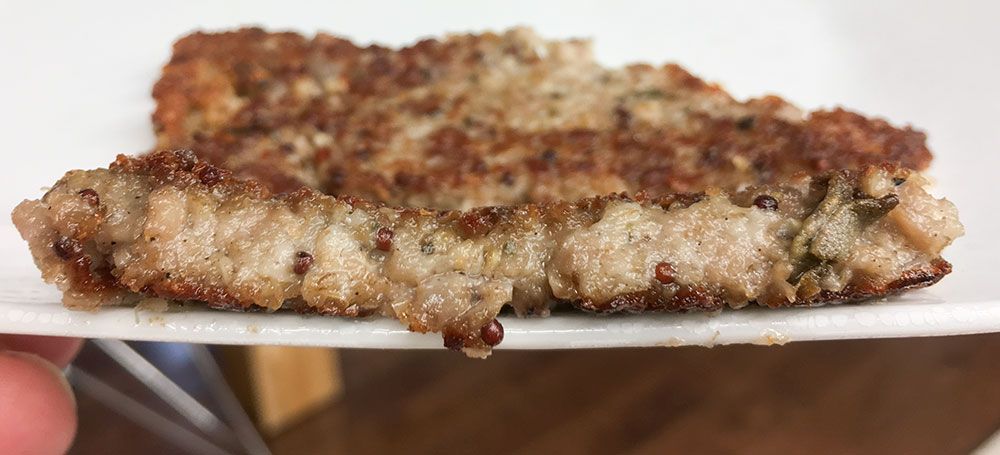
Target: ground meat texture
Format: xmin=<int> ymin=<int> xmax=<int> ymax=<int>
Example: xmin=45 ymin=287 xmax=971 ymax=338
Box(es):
xmin=153 ymin=28 xmax=933 ymax=209
xmin=12 ymin=152 xmax=963 ymax=357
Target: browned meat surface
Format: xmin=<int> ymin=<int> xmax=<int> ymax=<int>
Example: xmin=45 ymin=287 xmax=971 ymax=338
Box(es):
xmin=12 ymin=152 xmax=962 ymax=356
xmin=153 ymin=27 xmax=932 ymax=208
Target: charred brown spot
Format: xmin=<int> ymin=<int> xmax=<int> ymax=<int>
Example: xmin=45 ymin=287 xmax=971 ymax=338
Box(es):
xmin=78 ymin=189 xmax=100 ymax=207
xmin=392 ymin=171 xmax=428 ymax=191
xmin=375 ymin=227 xmax=394 ymax=251
xmin=52 ymin=236 xmax=82 ymax=260
xmin=145 ymin=278 xmax=249 ymax=311
xmin=654 ymin=262 xmax=676 ymax=284
xmin=197 ymin=165 xmax=224 ymax=186
xmin=673 ymin=286 xmax=721 ymax=311
xmin=753 ymin=194 xmax=779 ymax=211
xmin=480 ymin=319 xmax=504 ymax=346
xmin=408 ymin=94 xmax=442 ymax=115
xmin=575 ymin=285 xmax=726 ymax=313
xmin=471 ymin=159 xmax=488 ymax=174
xmin=652 ymin=192 xmax=705 ymax=210
xmin=207 ymin=301 xmax=267 ymax=313
xmin=328 ymin=167 xmax=346 ymax=190
xmin=614 ymin=105 xmax=632 ymax=129
xmin=785 ymin=259 xmax=953 ymax=308
xmin=67 ymin=256 xmax=117 ymax=294
xmin=458 ymin=207 xmax=502 ymax=238
xmin=443 ymin=332 xmax=465 ymax=351
xmin=541 ymin=149 xmax=557 ymax=164
xmin=293 ymin=251 xmax=314 ymax=274
xmin=151 ymin=28 xmax=934 ymax=205
xmin=354 ymin=148 xmax=372 ymax=161
xmin=175 ymin=150 xmax=198 ymax=171
xmin=500 ymin=171 xmax=515 ymax=186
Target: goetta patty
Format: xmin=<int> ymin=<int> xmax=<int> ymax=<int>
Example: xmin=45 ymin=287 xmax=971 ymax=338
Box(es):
xmin=13 ymin=152 xmax=962 ymax=356
xmin=153 ymin=27 xmax=932 ymax=209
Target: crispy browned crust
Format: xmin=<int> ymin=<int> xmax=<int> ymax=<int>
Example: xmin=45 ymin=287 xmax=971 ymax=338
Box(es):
xmin=796 ymin=258 xmax=952 ymax=307
xmin=574 ymin=258 xmax=952 ymax=314
xmin=152 ymin=28 xmax=932 ymax=206
xmin=31 ymin=151 xmax=950 ymax=316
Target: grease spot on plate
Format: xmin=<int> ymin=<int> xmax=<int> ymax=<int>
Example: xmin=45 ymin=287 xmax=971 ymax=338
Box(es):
xmin=135 ymin=298 xmax=170 ymax=324
xmin=755 ymin=328 xmax=790 ymax=346
xmin=701 ymin=330 xmax=722 ymax=347
xmin=656 ymin=336 xmax=685 ymax=347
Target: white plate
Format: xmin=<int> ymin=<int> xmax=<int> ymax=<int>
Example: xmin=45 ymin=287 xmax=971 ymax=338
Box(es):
xmin=2 ymin=1 xmax=999 ymax=349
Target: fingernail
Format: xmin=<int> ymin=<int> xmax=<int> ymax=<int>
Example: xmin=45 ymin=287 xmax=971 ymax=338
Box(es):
xmin=1 ymin=350 xmax=76 ymax=408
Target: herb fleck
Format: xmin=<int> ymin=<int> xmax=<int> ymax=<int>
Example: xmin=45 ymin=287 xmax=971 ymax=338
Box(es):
xmin=634 ymin=88 xmax=665 ymax=99
xmin=502 ymin=241 xmax=516 ymax=255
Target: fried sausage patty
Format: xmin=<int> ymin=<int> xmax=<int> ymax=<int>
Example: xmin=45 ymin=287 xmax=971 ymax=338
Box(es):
xmin=13 ymin=152 xmax=962 ymax=356
xmin=153 ymin=27 xmax=932 ymax=208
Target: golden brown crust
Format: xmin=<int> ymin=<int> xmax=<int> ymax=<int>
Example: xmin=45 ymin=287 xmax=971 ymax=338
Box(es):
xmin=13 ymin=151 xmax=951 ymax=317
xmin=795 ymin=258 xmax=952 ymax=308
xmin=573 ymin=259 xmax=952 ymax=314
xmin=152 ymin=28 xmax=932 ymax=207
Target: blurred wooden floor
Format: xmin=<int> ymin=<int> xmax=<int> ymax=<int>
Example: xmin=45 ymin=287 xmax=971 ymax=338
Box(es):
xmin=71 ymin=334 xmax=1000 ymax=454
